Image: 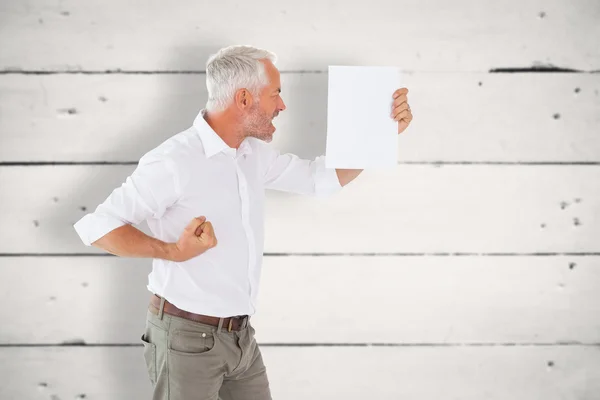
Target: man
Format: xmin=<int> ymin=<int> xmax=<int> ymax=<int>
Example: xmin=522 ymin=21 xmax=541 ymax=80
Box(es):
xmin=73 ymin=45 xmax=412 ymax=400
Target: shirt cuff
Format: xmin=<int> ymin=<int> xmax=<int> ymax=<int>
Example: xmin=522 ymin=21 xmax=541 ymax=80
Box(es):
xmin=314 ymin=155 xmax=343 ymax=197
xmin=73 ymin=213 xmax=128 ymax=246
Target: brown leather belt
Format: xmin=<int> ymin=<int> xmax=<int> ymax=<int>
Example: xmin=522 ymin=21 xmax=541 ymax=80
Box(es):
xmin=149 ymin=294 xmax=249 ymax=332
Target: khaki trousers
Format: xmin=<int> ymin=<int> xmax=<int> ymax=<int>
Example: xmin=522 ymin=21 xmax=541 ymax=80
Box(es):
xmin=141 ymin=298 xmax=272 ymax=400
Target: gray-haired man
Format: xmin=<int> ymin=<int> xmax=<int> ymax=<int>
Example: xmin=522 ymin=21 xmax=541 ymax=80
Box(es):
xmin=73 ymin=45 xmax=412 ymax=399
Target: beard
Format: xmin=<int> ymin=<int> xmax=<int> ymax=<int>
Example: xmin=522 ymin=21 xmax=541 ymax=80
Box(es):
xmin=242 ymin=101 xmax=276 ymax=143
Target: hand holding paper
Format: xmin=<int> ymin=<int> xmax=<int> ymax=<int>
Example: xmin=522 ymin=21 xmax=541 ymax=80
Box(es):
xmin=325 ymin=66 xmax=413 ymax=169
xmin=392 ymin=87 xmax=413 ymax=135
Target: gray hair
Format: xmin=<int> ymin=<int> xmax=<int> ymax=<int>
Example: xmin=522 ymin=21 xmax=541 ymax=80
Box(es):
xmin=205 ymin=45 xmax=278 ymax=112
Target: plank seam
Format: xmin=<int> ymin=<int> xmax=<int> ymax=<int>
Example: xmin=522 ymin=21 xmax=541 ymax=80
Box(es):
xmin=0 ymin=70 xmax=325 ymax=75
xmin=0 ymin=68 xmax=598 ymax=74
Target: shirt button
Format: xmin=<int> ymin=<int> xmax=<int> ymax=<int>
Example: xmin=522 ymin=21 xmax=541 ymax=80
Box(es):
xmin=202 ymin=333 xmax=206 ymax=338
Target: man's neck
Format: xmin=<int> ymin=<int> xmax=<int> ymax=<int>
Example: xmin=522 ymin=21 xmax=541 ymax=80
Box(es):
xmin=203 ymin=109 xmax=246 ymax=149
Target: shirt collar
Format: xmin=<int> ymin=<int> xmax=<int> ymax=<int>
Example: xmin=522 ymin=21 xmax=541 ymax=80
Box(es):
xmin=193 ymin=108 xmax=253 ymax=159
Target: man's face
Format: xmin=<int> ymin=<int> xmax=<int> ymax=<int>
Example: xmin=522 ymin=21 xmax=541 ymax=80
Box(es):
xmin=242 ymin=60 xmax=286 ymax=143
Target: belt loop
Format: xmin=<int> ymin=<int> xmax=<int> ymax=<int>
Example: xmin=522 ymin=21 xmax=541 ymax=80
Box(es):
xmin=216 ymin=317 xmax=224 ymax=336
xmin=158 ymin=296 xmax=166 ymax=320
xmin=227 ymin=318 xmax=233 ymax=332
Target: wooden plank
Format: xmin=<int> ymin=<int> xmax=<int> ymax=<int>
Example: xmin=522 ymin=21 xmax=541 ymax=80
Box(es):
xmin=1 ymin=73 xmax=599 ymax=162
xmin=0 ymin=256 xmax=598 ymax=344
xmin=0 ymin=165 xmax=598 ymax=253
xmin=0 ymin=346 xmax=597 ymax=399
xmin=1 ymin=0 xmax=598 ymax=71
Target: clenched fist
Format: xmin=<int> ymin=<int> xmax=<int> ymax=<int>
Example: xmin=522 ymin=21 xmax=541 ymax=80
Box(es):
xmin=171 ymin=216 xmax=217 ymax=262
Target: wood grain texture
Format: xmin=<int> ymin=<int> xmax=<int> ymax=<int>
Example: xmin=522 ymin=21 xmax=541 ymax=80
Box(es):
xmin=0 ymin=165 xmax=598 ymax=253
xmin=1 ymin=0 xmax=599 ymax=71
xmin=0 ymin=256 xmax=598 ymax=344
xmin=2 ymin=0 xmax=599 ymax=399
xmin=1 ymin=73 xmax=599 ymax=162
xmin=0 ymin=346 xmax=598 ymax=400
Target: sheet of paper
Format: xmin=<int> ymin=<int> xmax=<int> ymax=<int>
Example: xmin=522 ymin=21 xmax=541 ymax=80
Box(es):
xmin=325 ymin=65 xmax=401 ymax=169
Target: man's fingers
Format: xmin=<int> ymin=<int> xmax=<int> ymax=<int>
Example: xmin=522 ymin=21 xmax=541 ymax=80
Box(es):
xmin=188 ymin=216 xmax=206 ymax=236
xmin=393 ymin=98 xmax=408 ymax=108
xmin=393 ymin=88 xmax=409 ymax=99
xmin=200 ymin=222 xmax=217 ymax=247
xmin=200 ymin=221 xmax=214 ymax=238
xmin=188 ymin=216 xmax=206 ymax=227
xmin=393 ymin=109 xmax=410 ymax=121
xmin=391 ymin=101 xmax=409 ymax=117
xmin=392 ymin=96 xmax=408 ymax=108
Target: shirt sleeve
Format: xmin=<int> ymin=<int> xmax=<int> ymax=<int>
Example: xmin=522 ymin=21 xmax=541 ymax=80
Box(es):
xmin=73 ymin=154 xmax=180 ymax=246
xmin=262 ymin=144 xmax=343 ymax=197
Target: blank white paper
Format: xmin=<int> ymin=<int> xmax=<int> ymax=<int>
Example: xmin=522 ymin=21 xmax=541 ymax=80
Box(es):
xmin=325 ymin=65 xmax=401 ymax=169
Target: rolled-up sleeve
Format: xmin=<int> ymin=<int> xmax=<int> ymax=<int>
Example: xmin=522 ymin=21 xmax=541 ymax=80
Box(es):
xmin=73 ymin=154 xmax=180 ymax=246
xmin=262 ymin=145 xmax=342 ymax=197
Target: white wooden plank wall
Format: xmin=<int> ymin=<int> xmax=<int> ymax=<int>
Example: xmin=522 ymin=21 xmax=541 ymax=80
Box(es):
xmin=1 ymin=0 xmax=599 ymax=399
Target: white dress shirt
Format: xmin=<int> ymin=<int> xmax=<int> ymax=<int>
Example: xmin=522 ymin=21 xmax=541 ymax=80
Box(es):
xmin=73 ymin=109 xmax=342 ymax=317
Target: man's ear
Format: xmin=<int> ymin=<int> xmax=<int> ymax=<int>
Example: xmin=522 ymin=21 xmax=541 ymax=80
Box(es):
xmin=234 ymin=88 xmax=253 ymax=110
